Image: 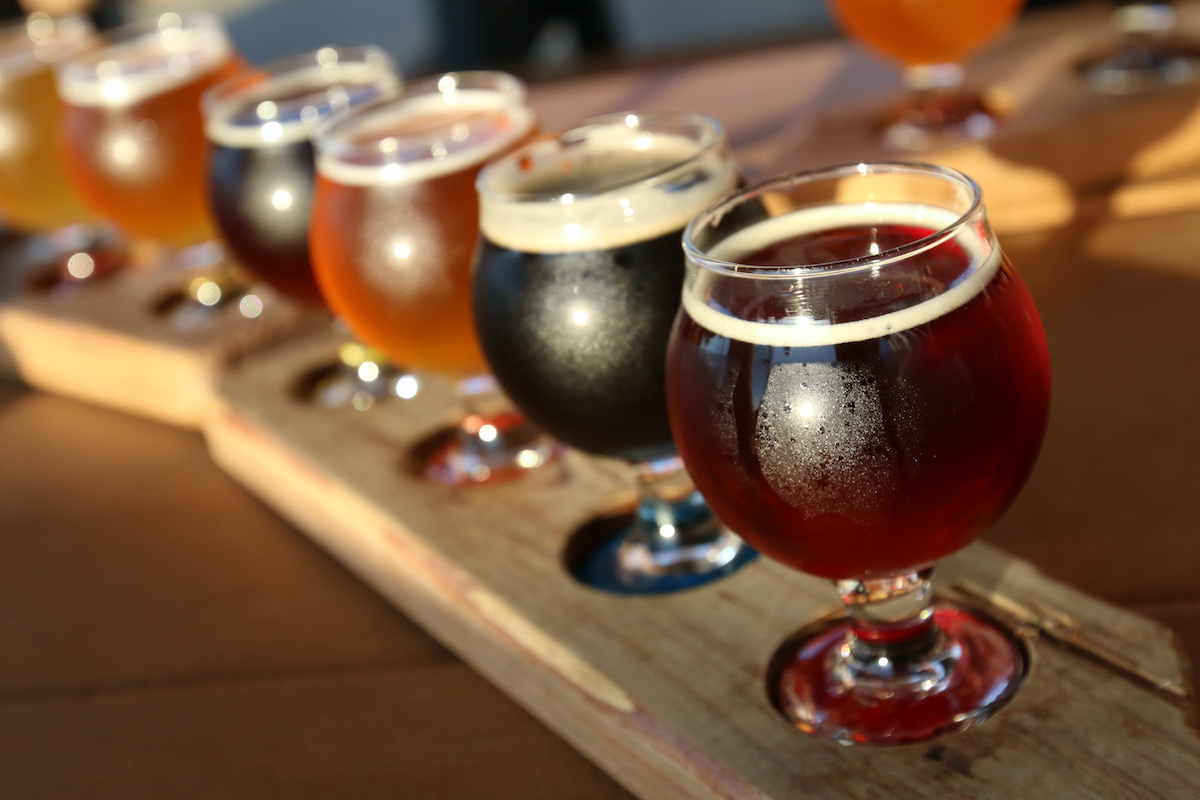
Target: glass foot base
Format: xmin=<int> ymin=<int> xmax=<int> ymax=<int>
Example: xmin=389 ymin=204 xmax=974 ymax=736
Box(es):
xmin=771 ymin=603 xmax=1027 ymax=746
xmin=420 ymin=410 xmax=559 ymax=486
xmin=26 ymin=226 xmax=127 ymax=297
xmin=1079 ymin=39 xmax=1200 ymax=94
xmin=573 ymin=521 xmax=757 ymax=595
xmin=309 ymin=361 xmax=419 ymax=411
xmin=883 ymin=91 xmax=999 ymax=151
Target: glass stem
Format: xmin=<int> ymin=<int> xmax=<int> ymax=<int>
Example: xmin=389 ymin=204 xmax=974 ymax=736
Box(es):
xmin=615 ymin=455 xmax=742 ymax=577
xmin=901 ymin=63 xmax=965 ymax=94
xmin=429 ymin=374 xmax=553 ymax=483
xmin=831 ymin=568 xmax=959 ymax=697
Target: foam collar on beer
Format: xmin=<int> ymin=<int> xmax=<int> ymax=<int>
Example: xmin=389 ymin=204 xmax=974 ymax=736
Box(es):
xmin=315 ymin=87 xmax=533 ymax=187
xmin=684 ymin=202 xmax=1001 ymax=348
xmin=57 ymin=17 xmax=230 ymax=109
xmin=479 ymin=121 xmax=738 ymax=253
xmin=0 ymin=14 xmax=92 ymax=79
xmin=205 ymin=61 xmax=399 ymax=149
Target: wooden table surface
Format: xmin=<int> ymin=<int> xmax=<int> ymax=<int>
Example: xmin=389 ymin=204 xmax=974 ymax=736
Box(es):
xmin=0 ymin=381 xmax=639 ymax=799
xmin=2 ymin=2 xmax=1199 ymax=796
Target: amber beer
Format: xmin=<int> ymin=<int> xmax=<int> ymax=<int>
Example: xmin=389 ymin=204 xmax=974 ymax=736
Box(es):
xmin=828 ymin=0 xmax=1024 ymax=68
xmin=0 ymin=14 xmax=94 ymax=233
xmin=56 ymin=12 xmax=244 ymax=249
xmin=310 ymin=71 xmax=534 ymax=378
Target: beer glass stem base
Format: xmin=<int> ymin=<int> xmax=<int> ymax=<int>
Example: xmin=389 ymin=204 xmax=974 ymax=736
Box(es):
xmin=310 ymin=339 xmax=420 ymax=411
xmin=771 ymin=570 xmax=1028 ymax=746
xmin=38 ymin=223 xmax=127 ymax=291
xmin=573 ymin=455 xmax=757 ymax=594
xmin=885 ymin=65 xmax=997 ymax=151
xmin=421 ymin=379 xmax=559 ymax=486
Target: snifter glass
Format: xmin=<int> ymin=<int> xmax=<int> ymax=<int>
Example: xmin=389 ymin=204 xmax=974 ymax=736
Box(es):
xmin=666 ymin=162 xmax=1051 ymax=744
xmin=827 ymin=0 xmax=1025 ymax=150
xmin=55 ymin=11 xmax=247 ymax=322
xmin=310 ymin=70 xmax=555 ymax=484
xmin=0 ymin=13 xmax=124 ymax=286
xmin=473 ymin=111 xmax=755 ymax=593
xmin=56 ymin=12 xmax=244 ymax=251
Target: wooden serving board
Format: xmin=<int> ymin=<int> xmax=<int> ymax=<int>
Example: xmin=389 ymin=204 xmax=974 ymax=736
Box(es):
xmin=203 ymin=326 xmax=1199 ymax=800
xmin=0 ymin=236 xmax=314 ymax=428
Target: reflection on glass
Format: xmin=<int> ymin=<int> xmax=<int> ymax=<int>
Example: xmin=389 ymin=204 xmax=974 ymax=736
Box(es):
xmin=311 ymin=71 xmax=554 ymax=482
xmin=667 ymin=162 xmax=1051 ymax=744
xmin=827 ymin=0 xmax=1025 ymax=149
xmin=473 ymin=111 xmax=754 ymax=593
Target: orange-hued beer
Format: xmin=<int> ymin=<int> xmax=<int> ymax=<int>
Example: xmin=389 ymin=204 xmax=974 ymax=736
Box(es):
xmin=828 ymin=0 xmax=1024 ymax=68
xmin=0 ymin=13 xmax=94 ymax=233
xmin=310 ymin=71 xmax=534 ymax=379
xmin=56 ymin=12 xmax=243 ymax=249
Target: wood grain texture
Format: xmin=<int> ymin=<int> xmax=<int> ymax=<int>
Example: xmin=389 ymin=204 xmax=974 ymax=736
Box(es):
xmin=204 ymin=328 xmax=1200 ymax=800
xmin=0 ymin=239 xmax=314 ymax=428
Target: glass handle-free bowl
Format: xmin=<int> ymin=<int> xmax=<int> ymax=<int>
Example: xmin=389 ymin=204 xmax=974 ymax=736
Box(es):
xmin=310 ymin=70 xmax=557 ymax=485
xmin=56 ymin=11 xmax=249 ymax=326
xmin=666 ymin=162 xmax=1052 ymax=743
xmin=0 ymin=13 xmax=126 ymax=290
xmin=473 ymin=110 xmax=756 ymax=593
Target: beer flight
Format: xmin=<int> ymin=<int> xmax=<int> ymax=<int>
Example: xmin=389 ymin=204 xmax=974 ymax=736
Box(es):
xmin=0 ymin=10 xmax=1051 ymax=746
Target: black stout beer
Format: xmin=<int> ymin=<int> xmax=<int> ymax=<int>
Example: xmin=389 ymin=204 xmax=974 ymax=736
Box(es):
xmin=204 ymin=46 xmax=397 ymax=306
xmin=473 ymin=112 xmax=738 ymax=462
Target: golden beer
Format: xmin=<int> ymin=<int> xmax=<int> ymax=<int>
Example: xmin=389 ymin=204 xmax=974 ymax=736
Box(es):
xmin=0 ymin=14 xmax=94 ymax=233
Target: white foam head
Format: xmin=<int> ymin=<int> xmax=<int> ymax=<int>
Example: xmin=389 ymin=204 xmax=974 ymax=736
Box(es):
xmin=205 ymin=48 xmax=398 ymax=149
xmin=315 ymin=72 xmax=531 ymax=188
xmin=0 ymin=14 xmax=92 ymax=80
xmin=683 ymin=202 xmax=1001 ymax=347
xmin=478 ymin=113 xmax=738 ymax=253
xmin=56 ymin=12 xmax=231 ymax=108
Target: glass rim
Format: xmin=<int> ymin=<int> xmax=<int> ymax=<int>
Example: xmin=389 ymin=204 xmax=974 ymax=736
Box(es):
xmin=682 ymin=161 xmax=985 ymax=280
xmin=56 ymin=10 xmax=227 ymax=70
xmin=201 ymin=44 xmax=397 ymax=120
xmin=311 ymin=69 xmax=527 ymax=163
xmin=0 ymin=12 xmax=93 ymax=72
xmin=475 ymin=110 xmax=727 ymax=204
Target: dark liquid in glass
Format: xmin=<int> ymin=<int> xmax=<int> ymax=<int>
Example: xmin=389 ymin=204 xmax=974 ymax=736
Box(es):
xmin=207 ymin=138 xmax=323 ymax=307
xmin=667 ymin=222 xmax=1051 ymax=579
xmin=473 ymin=228 xmax=685 ymax=462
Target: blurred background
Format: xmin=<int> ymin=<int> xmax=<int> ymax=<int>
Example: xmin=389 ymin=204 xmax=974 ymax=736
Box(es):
xmin=8 ymin=0 xmax=1076 ymax=82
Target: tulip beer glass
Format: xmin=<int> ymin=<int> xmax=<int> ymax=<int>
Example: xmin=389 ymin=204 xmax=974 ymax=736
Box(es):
xmin=474 ymin=111 xmax=753 ymax=592
xmin=666 ymin=162 xmax=1051 ymax=743
xmin=57 ymin=12 xmax=243 ymax=252
xmin=0 ymin=13 xmax=123 ymax=283
xmin=311 ymin=71 xmax=552 ymax=482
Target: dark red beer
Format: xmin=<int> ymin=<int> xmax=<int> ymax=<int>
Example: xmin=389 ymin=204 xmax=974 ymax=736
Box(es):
xmin=666 ymin=215 xmax=1051 ymax=580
